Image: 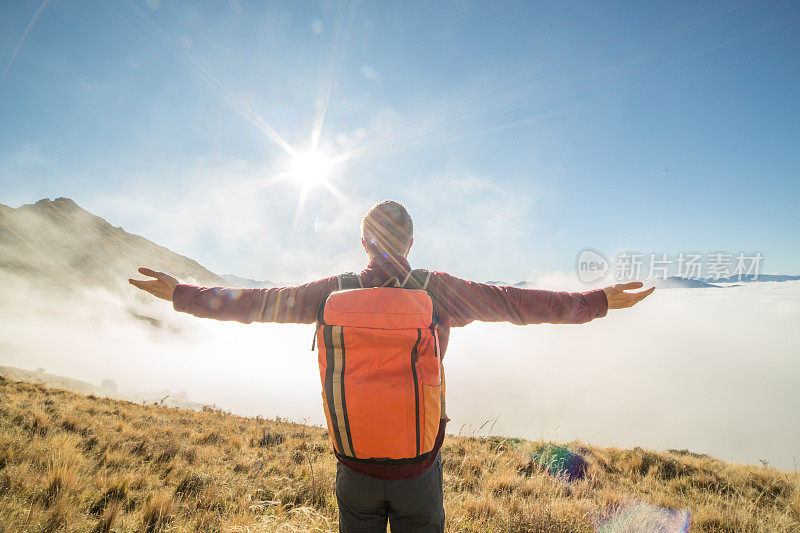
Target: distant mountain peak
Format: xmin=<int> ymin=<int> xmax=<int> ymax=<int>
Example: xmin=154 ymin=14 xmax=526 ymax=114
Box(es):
xmin=652 ymin=276 xmax=723 ymax=289
xmin=20 ymin=197 xmax=88 ymax=220
xmin=33 ymin=197 xmax=80 ymax=209
xmin=1 ymin=197 xmax=226 ymax=291
xmin=54 ymin=197 xmax=81 ymax=208
xmin=220 ymin=274 xmax=276 ymax=289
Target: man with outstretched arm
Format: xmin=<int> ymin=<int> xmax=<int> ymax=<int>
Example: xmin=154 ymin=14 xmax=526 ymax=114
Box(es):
xmin=130 ymin=200 xmax=653 ymax=533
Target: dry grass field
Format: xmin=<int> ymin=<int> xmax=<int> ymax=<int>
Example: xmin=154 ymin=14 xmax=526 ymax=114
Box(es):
xmin=0 ymin=374 xmax=798 ymax=532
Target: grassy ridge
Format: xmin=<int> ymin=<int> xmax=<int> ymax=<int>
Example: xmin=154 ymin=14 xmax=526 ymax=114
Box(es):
xmin=0 ymin=375 xmax=797 ymax=532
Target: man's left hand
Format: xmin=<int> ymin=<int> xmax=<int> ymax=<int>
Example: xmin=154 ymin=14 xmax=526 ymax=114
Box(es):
xmin=602 ymin=282 xmax=655 ymax=310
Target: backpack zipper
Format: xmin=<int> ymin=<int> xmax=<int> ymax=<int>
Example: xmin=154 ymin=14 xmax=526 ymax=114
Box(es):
xmin=410 ymin=329 xmax=422 ymax=457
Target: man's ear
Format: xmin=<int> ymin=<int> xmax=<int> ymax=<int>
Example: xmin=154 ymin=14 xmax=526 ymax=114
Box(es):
xmin=362 ymin=238 xmax=373 ymax=258
xmin=404 ymin=238 xmax=414 ymax=257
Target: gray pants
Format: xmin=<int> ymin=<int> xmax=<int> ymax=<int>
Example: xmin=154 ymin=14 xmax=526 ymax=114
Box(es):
xmin=335 ymin=454 xmax=445 ymax=532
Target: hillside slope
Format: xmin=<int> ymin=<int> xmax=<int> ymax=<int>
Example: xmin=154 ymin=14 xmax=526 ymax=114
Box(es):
xmin=0 ymin=376 xmax=797 ymax=532
xmin=0 ymin=197 xmax=225 ymax=292
xmin=0 ymin=365 xmax=204 ymax=412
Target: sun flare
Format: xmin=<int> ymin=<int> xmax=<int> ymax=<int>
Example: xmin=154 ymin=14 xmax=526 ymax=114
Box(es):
xmin=290 ymin=150 xmax=332 ymax=189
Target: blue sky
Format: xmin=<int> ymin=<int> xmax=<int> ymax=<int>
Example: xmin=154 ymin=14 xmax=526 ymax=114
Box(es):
xmin=1 ymin=0 xmax=798 ymax=283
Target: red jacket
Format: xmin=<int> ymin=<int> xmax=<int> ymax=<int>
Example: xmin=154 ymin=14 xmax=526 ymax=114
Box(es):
xmin=173 ymin=254 xmax=608 ymax=479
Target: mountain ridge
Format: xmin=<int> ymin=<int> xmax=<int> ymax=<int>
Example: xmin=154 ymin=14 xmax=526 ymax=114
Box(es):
xmin=0 ymin=197 xmax=226 ymax=291
xmin=2 ymin=198 xmax=797 ymax=291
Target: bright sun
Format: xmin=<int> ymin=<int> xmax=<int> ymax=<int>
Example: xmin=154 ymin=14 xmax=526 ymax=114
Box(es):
xmin=289 ymin=150 xmax=332 ymax=188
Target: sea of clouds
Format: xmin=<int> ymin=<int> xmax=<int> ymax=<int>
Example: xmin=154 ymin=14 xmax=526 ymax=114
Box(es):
xmin=1 ymin=274 xmax=798 ymax=470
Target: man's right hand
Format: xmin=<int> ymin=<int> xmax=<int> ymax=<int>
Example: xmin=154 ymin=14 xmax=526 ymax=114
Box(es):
xmin=129 ymin=267 xmax=179 ymax=302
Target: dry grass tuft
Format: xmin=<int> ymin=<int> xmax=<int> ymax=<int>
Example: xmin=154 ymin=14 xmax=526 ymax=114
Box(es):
xmin=94 ymin=501 xmax=120 ymax=533
xmin=0 ymin=374 xmax=798 ymax=532
xmin=140 ymin=491 xmax=174 ymax=532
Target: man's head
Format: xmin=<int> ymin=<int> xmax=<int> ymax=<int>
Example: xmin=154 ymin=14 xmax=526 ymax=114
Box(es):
xmin=361 ymin=200 xmax=414 ymax=259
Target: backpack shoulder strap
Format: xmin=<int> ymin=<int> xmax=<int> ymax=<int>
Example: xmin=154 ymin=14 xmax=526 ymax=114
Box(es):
xmin=400 ymin=269 xmax=432 ymax=291
xmin=337 ymin=272 xmax=364 ymax=291
xmin=313 ymin=272 xmax=363 ymax=336
xmin=402 ymin=268 xmax=439 ymax=332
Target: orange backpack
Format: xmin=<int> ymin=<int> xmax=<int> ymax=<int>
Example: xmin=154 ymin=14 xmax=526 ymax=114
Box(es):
xmin=315 ymin=270 xmax=445 ymax=464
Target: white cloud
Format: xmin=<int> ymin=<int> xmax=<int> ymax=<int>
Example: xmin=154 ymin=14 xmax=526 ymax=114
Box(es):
xmin=405 ymin=167 xmax=539 ymax=281
xmin=4 ymin=265 xmax=795 ymax=469
xmin=87 ymin=156 xmax=371 ymax=282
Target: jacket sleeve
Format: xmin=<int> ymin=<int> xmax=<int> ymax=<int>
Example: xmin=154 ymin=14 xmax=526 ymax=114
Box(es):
xmin=172 ymin=276 xmax=338 ymax=324
xmin=430 ymin=272 xmax=608 ymax=327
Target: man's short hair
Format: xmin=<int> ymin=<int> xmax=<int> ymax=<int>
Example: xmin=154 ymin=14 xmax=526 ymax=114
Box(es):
xmin=361 ymin=200 xmax=413 ymax=257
